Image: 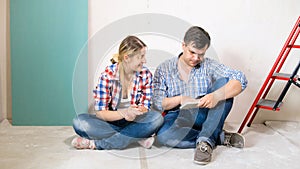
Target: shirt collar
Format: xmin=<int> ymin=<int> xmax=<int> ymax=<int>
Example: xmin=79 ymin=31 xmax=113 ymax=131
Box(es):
xmin=176 ymin=52 xmax=201 ymax=70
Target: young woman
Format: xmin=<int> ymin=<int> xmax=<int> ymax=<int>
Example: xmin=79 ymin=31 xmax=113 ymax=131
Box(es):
xmin=72 ymin=35 xmax=163 ymax=150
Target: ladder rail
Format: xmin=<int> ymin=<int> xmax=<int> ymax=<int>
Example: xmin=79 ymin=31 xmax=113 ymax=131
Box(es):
xmin=238 ymin=97 xmax=261 ymax=133
xmin=274 ymin=17 xmax=300 ymax=72
xmin=238 ymin=67 xmax=278 ymax=133
xmin=274 ymin=28 xmax=300 ymax=74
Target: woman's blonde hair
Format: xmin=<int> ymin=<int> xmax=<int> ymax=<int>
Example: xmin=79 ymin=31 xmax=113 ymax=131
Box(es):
xmin=110 ymin=36 xmax=147 ymax=63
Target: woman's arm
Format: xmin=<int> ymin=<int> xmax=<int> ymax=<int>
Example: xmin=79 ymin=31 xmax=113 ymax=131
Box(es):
xmin=96 ymin=106 xmax=146 ymax=122
xmin=96 ymin=110 xmax=124 ymax=121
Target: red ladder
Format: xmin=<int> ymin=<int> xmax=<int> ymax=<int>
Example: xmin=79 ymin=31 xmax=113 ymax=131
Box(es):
xmin=238 ymin=16 xmax=300 ymax=134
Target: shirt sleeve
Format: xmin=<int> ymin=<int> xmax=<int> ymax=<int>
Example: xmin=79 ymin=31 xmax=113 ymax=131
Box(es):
xmin=206 ymin=58 xmax=248 ymax=90
xmin=152 ymin=66 xmax=167 ymax=112
xmin=93 ymin=73 xmax=111 ymax=111
xmin=139 ymin=69 xmax=153 ymax=110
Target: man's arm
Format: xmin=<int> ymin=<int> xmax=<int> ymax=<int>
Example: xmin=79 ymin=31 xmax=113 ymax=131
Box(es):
xmin=200 ymin=58 xmax=247 ymax=108
xmin=152 ymin=66 xmax=168 ymax=112
xmin=214 ymin=79 xmax=242 ymax=100
xmin=198 ymin=79 xmax=242 ymax=108
xmin=161 ymin=96 xmax=181 ymax=111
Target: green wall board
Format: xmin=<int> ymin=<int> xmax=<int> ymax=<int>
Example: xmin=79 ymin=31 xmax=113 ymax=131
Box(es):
xmin=10 ymin=0 xmax=88 ymax=125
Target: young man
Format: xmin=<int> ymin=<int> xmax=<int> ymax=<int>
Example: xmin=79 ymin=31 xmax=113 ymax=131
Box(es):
xmin=153 ymin=26 xmax=248 ymax=165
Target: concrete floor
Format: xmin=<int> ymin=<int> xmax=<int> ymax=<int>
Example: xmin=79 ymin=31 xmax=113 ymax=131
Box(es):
xmin=1 ymin=119 xmax=300 ymax=169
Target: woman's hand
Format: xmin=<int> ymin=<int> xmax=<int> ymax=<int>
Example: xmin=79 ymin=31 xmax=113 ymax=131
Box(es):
xmin=137 ymin=106 xmax=148 ymax=113
xmin=119 ymin=105 xmax=147 ymax=121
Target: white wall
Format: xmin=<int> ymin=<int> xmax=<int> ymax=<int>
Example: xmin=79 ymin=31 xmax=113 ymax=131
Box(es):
xmin=88 ymin=0 xmax=300 ymax=124
xmin=0 ymin=0 xmax=8 ymax=122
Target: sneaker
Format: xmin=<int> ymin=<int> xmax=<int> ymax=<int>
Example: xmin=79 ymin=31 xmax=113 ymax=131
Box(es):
xmin=224 ymin=130 xmax=245 ymax=148
xmin=194 ymin=141 xmax=212 ymax=165
xmin=71 ymin=136 xmax=96 ymax=150
xmin=138 ymin=137 xmax=155 ymax=149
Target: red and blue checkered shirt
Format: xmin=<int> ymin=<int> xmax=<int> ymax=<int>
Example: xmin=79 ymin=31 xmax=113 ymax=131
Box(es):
xmin=93 ymin=63 xmax=153 ymax=111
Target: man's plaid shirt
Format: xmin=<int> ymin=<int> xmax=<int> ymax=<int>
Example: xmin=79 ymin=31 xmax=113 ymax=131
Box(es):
xmin=152 ymin=56 xmax=248 ymax=112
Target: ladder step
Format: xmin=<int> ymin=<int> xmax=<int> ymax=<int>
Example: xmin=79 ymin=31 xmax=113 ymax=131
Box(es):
xmin=272 ymin=72 xmax=292 ymax=80
xmin=256 ymin=99 xmax=282 ymax=111
xmin=287 ymin=45 xmax=300 ymax=48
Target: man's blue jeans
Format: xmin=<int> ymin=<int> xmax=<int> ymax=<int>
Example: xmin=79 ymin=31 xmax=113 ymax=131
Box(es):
xmin=73 ymin=111 xmax=163 ymax=150
xmin=156 ymin=78 xmax=233 ymax=149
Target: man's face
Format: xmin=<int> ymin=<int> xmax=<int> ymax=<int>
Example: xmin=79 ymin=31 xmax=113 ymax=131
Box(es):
xmin=181 ymin=43 xmax=208 ymax=67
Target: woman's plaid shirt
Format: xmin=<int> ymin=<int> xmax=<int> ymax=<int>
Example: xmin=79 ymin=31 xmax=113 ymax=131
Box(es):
xmin=93 ymin=63 xmax=153 ymax=111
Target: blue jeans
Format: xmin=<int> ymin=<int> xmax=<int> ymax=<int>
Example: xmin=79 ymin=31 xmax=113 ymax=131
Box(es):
xmin=156 ymin=78 xmax=233 ymax=149
xmin=73 ymin=111 xmax=163 ymax=150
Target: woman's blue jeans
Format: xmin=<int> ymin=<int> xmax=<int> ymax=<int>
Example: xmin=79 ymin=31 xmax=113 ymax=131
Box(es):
xmin=156 ymin=78 xmax=233 ymax=149
xmin=73 ymin=111 xmax=163 ymax=150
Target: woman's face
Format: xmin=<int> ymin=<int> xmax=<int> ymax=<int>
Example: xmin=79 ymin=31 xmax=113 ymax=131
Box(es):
xmin=127 ymin=47 xmax=147 ymax=72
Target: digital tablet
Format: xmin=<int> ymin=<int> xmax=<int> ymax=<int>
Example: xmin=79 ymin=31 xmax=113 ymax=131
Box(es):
xmin=180 ymin=95 xmax=205 ymax=109
xmin=180 ymin=101 xmax=199 ymax=109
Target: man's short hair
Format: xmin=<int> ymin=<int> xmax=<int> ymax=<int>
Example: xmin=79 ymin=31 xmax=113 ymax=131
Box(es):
xmin=184 ymin=26 xmax=211 ymax=49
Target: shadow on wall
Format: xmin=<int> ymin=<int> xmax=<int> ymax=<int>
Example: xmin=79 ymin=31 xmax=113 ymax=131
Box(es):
xmin=0 ymin=77 xmax=3 ymax=122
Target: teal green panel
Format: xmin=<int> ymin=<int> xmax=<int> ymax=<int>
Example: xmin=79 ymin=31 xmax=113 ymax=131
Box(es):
xmin=10 ymin=0 xmax=88 ymax=125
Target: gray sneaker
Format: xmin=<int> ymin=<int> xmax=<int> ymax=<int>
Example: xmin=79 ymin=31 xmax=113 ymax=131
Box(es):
xmin=194 ymin=141 xmax=212 ymax=165
xmin=224 ymin=130 xmax=245 ymax=148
